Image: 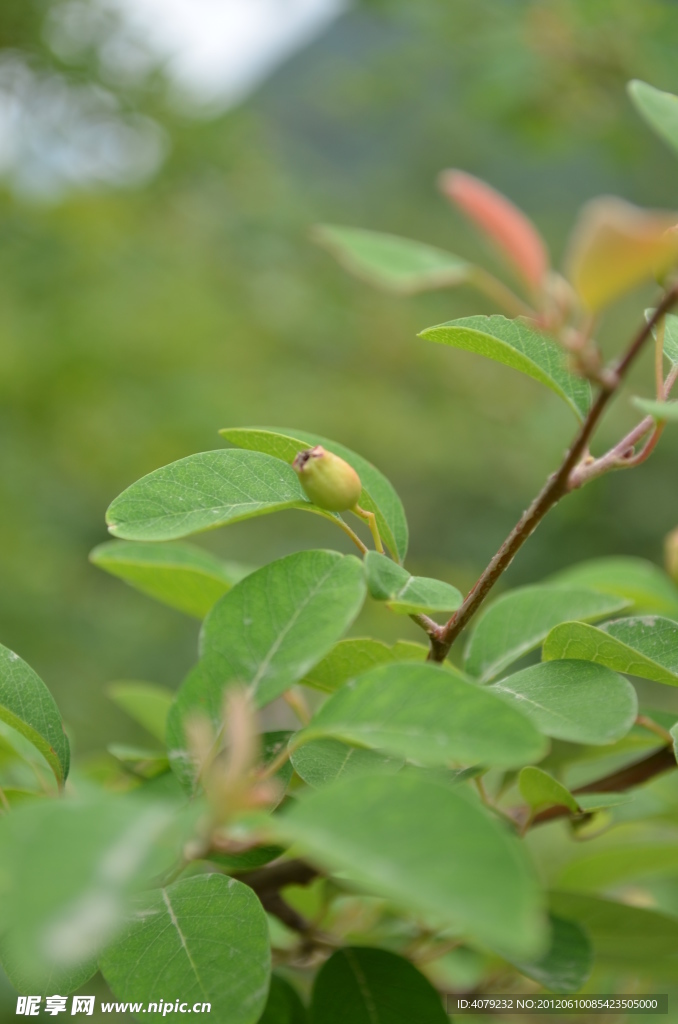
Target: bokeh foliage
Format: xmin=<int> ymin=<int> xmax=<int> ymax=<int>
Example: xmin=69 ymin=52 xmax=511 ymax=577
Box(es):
xmin=1 ymin=0 xmax=678 ymax=756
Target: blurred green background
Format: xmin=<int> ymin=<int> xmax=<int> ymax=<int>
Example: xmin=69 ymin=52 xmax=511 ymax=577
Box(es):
xmin=1 ymin=0 xmax=678 ymax=758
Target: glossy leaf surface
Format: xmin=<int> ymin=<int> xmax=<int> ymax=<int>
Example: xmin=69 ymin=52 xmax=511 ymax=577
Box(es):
xmin=364 ymin=552 xmax=462 ymax=616
xmin=0 ymin=643 xmax=69 ymax=786
xmin=543 ymin=616 xmax=678 ymax=687
xmin=90 ymin=540 xmax=252 ymax=618
xmin=310 ymin=947 xmax=448 ymax=1024
xmin=101 ymin=875 xmax=270 ymax=1024
xmin=490 ymin=661 xmax=637 ymax=745
xmin=550 ymin=557 xmax=678 ymax=617
xmin=419 ymin=315 xmax=591 ymax=419
xmin=519 ymin=767 xmax=579 ymax=814
xmin=300 ymin=637 xmax=427 ymax=693
xmin=291 ymin=739 xmax=403 ymax=788
xmin=278 ymin=773 xmax=546 ymax=959
xmin=299 ymin=661 xmax=547 ymax=769
xmin=464 ymin=586 xmax=629 ymax=682
xmin=106 ymin=449 xmax=331 ymax=542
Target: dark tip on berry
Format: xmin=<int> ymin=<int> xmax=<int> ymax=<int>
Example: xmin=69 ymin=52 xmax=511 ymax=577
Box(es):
xmin=293 ymin=446 xmax=323 ymax=472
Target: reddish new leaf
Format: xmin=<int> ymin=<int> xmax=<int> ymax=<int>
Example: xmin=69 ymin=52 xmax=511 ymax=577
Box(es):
xmin=440 ymin=170 xmax=549 ymax=290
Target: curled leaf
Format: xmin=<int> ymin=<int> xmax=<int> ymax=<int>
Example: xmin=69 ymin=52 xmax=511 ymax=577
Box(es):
xmin=565 ymin=197 xmax=678 ymax=311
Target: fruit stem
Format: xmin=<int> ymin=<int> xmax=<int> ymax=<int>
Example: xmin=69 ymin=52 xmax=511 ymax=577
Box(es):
xmin=335 ymin=516 xmax=368 ymax=554
xmin=352 ymin=504 xmax=384 ymax=553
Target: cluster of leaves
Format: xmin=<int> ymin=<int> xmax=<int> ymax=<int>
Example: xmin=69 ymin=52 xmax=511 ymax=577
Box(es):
xmin=2 ymin=80 xmax=678 ymax=1021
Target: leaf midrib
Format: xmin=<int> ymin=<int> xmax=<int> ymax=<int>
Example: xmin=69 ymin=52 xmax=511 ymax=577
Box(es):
xmin=161 ymin=889 xmax=209 ymax=1000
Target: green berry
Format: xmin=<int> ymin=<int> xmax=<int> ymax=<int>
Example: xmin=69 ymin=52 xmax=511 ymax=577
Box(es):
xmin=292 ymin=446 xmax=362 ymax=512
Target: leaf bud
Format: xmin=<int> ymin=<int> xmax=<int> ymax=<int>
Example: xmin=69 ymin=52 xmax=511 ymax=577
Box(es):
xmin=292 ymin=446 xmax=362 ymax=512
xmin=665 ymin=526 xmax=678 ymax=583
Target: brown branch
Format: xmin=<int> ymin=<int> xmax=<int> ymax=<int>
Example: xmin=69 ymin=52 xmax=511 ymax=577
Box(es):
xmin=567 ymin=414 xmax=654 ymax=488
xmin=426 ymin=286 xmax=678 ymax=661
xmin=234 ymin=857 xmax=319 ymax=895
xmin=530 ymin=745 xmax=676 ymax=827
xmin=569 ymin=360 xmax=678 ymax=487
xmin=233 ymin=857 xmax=320 ymax=934
xmin=258 ymin=892 xmax=311 ymax=935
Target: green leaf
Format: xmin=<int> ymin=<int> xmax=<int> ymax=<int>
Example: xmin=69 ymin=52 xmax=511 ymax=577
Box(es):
xmin=206 ymin=845 xmax=287 ymax=874
xmin=277 ymin=773 xmax=547 ymax=959
xmin=0 ymin=794 xmax=178 ymax=994
xmin=662 ymin=315 xmax=678 ymax=365
xmin=543 ymin=616 xmax=678 ymax=687
xmin=108 ymin=744 xmax=169 ymax=778
xmin=167 ymin=551 xmax=365 ymax=788
xmin=106 ymin=449 xmax=340 ymax=543
xmin=549 ymin=891 xmax=678 ymax=978
xmin=312 ymin=224 xmax=470 ymax=294
xmin=90 ymin=540 xmax=253 ymax=618
xmin=200 ymin=550 xmax=366 ymax=707
xmin=419 ymin=315 xmax=591 ymax=419
xmin=672 ymin=722 xmax=678 ymax=763
xmin=301 ymin=637 xmax=427 ymax=693
xmin=310 ymin=947 xmax=448 ymax=1024
xmin=107 ymin=681 xmax=174 ymax=743
xmin=631 ymin=397 xmax=678 ymax=422
xmin=100 ymin=875 xmax=270 ymax=1024
xmin=364 ymin=551 xmax=462 ymax=616
xmin=519 ymin=767 xmax=579 ymax=814
xmin=0 ymin=643 xmax=70 ymax=786
xmin=490 ymin=661 xmax=637 ymax=745
xmin=509 ymin=915 xmax=593 ymax=994
xmin=291 ymin=739 xmax=403 ymax=788
xmin=259 ymin=975 xmax=308 ymax=1024
xmin=628 ymin=80 xmax=678 ymax=157
xmin=558 ymin=843 xmax=678 ymax=892
xmin=464 ymin=586 xmax=629 ymax=682
xmin=298 ymin=661 xmax=547 ymax=770
xmin=219 ymin=427 xmax=408 ymax=563
xmin=575 ymin=793 xmax=633 ymax=813
xmin=0 ymin=788 xmax=41 ymax=809
xmin=646 ymin=309 xmax=678 ymax=366
xmin=549 ymin=556 xmax=678 ymax=618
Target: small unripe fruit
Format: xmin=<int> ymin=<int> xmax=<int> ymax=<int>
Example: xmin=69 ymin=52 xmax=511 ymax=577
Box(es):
xmin=665 ymin=526 xmax=678 ymax=583
xmin=292 ymin=446 xmax=362 ymax=512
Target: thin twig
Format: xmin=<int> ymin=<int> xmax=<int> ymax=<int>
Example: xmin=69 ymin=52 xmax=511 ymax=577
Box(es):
xmin=283 ymin=688 xmax=311 ymax=726
xmin=258 ymin=742 xmax=295 ymax=781
xmin=656 ymin=317 xmax=666 ymax=398
xmin=468 ymin=266 xmax=536 ymax=319
xmin=570 ymin=359 xmax=678 ymax=486
xmin=529 ymin=745 xmax=676 ymax=827
xmin=622 ymin=422 xmax=665 ymax=468
xmin=335 ymin=517 xmax=368 ymax=554
xmin=235 ymin=858 xmax=319 ymax=894
xmin=636 ymin=714 xmax=674 ymax=745
xmin=423 ymin=285 xmax=678 ymax=661
xmin=409 ymin=612 xmax=444 ymax=645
